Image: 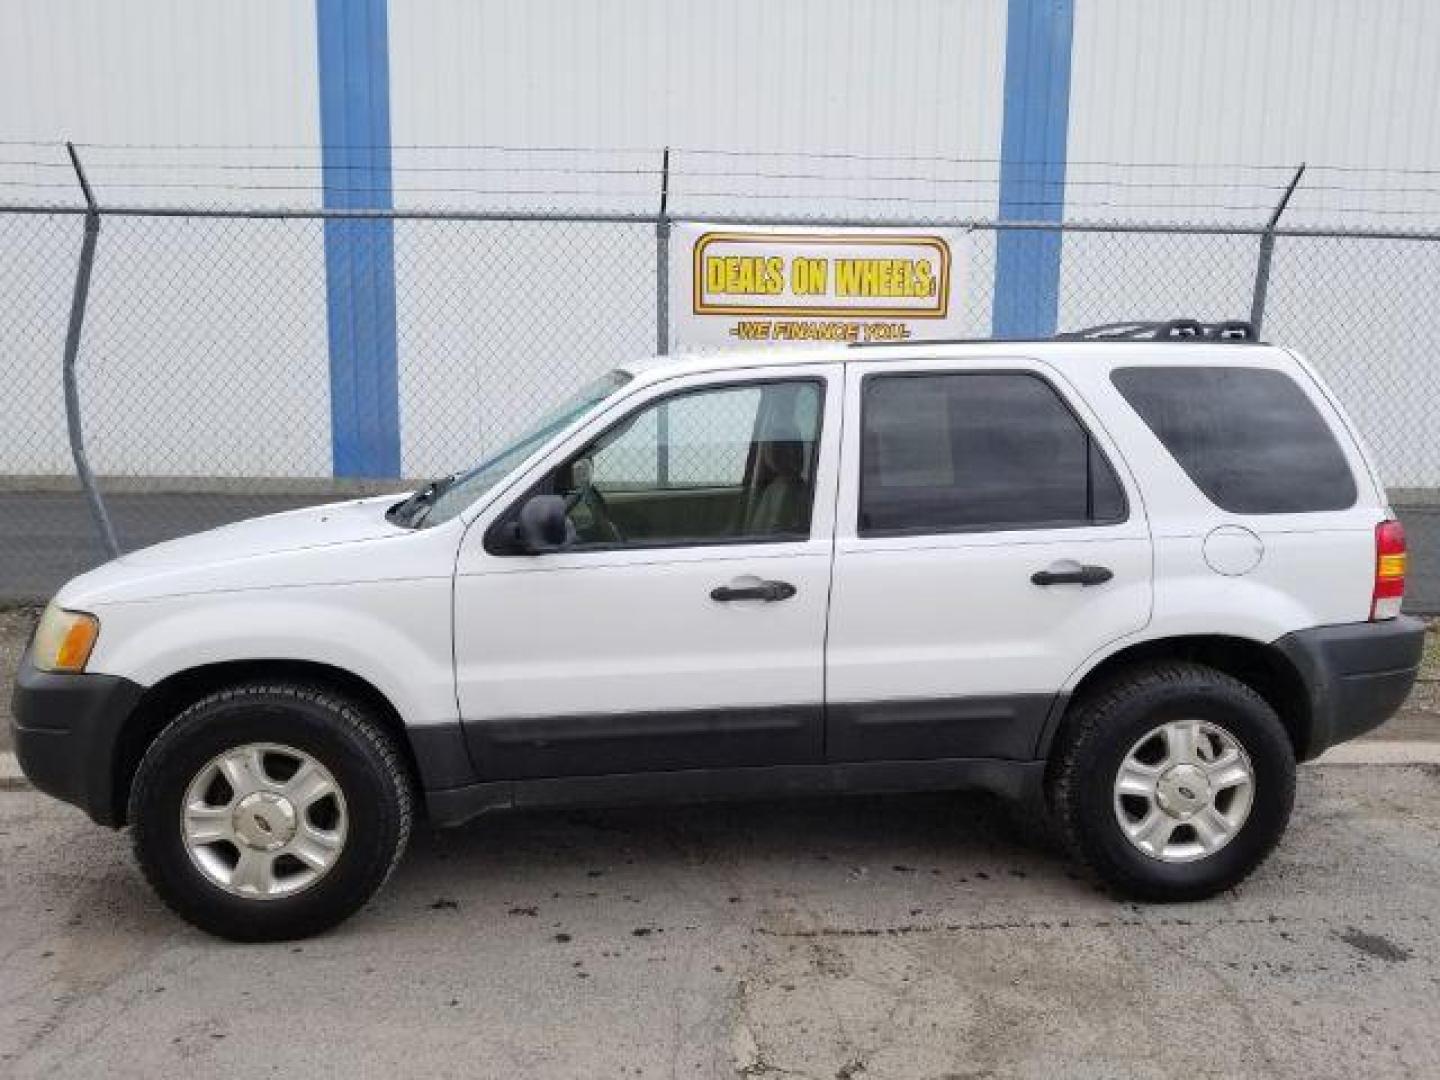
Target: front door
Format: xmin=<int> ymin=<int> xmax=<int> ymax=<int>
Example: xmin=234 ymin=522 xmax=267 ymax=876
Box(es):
xmin=454 ymin=364 xmax=843 ymax=780
xmin=825 ymin=357 xmax=1153 ymax=762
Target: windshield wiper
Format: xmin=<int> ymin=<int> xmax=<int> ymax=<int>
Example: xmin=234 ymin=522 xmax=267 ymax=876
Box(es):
xmin=387 ymin=473 xmax=457 ymax=528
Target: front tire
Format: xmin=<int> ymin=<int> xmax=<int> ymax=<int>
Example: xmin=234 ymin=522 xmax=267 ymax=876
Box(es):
xmin=129 ymin=682 xmax=414 ymax=941
xmin=1047 ymin=661 xmax=1296 ymax=902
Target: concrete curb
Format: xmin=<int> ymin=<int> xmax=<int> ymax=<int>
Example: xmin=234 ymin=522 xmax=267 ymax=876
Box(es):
xmin=1315 ymin=740 xmax=1440 ymax=766
xmin=2 ymin=743 xmax=1438 ymax=794
xmin=0 ymin=752 xmax=25 ymax=790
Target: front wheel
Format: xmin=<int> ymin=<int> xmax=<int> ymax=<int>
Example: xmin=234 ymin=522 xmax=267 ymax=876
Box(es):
xmin=129 ymin=683 xmax=414 ymax=940
xmin=1047 ymin=661 xmax=1296 ymax=902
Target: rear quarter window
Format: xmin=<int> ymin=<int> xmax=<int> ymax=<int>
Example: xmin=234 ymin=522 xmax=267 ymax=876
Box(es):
xmin=1111 ymin=366 xmax=1357 ymax=514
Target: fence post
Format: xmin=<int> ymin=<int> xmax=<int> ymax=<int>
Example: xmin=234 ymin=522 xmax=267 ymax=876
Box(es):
xmin=654 ymin=147 xmax=672 ymax=485
xmin=61 ymin=141 xmax=120 ymax=559
xmin=655 ymin=146 xmax=672 ymax=357
xmin=1249 ymin=163 xmax=1306 ymax=333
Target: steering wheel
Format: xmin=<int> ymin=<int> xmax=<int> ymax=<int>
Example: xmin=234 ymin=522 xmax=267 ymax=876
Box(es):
xmin=564 ymin=459 xmax=625 ymax=544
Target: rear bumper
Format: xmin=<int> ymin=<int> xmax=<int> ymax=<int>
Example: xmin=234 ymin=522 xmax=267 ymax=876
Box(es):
xmin=10 ymin=648 xmax=144 ymax=825
xmin=1274 ymin=616 xmax=1427 ymax=759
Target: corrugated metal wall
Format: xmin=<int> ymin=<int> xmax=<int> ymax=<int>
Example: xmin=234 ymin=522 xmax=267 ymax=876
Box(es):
xmin=0 ymin=1 xmax=331 ymax=479
xmin=2 ymin=0 xmax=321 ymax=201
xmin=391 ymin=0 xmax=1006 ymax=171
xmin=1069 ymin=0 xmax=1440 ymax=226
xmin=0 ymin=0 xmax=1437 ymax=480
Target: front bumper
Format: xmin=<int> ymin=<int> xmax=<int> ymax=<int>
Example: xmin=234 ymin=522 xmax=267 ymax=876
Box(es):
xmin=1275 ymin=615 xmax=1427 ymax=759
xmin=10 ymin=648 xmax=144 ymax=825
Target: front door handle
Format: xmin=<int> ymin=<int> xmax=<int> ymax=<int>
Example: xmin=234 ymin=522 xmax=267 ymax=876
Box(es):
xmin=1031 ymin=563 xmax=1114 ymax=587
xmin=711 ymin=580 xmax=797 ymax=602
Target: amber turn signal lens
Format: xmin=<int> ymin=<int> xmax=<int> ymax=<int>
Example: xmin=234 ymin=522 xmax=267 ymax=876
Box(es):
xmin=31 ymin=605 xmax=100 ymax=673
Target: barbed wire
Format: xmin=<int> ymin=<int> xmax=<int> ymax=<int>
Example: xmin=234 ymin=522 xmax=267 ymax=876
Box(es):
xmin=1 ymin=144 xmax=1438 ymax=225
xmin=6 ymin=166 xmax=1440 ymax=201
xmin=5 ymin=151 xmax=1440 ymax=192
xmin=0 ymin=138 xmax=1433 ymax=180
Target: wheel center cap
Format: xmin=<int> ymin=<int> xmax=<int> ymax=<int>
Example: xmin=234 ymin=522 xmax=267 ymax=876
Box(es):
xmin=1155 ymin=763 xmax=1211 ymax=818
xmin=233 ymin=792 xmax=298 ymax=850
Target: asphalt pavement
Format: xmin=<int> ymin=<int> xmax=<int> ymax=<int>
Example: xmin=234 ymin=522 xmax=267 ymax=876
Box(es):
xmin=2 ymin=490 xmax=1438 ymax=612
xmin=1 ymin=765 xmax=1438 ymax=1078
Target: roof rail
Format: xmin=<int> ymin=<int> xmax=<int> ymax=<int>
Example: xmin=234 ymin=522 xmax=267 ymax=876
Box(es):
xmin=1055 ymin=319 xmax=1258 ymax=342
xmin=848 ymin=318 xmax=1261 ymax=350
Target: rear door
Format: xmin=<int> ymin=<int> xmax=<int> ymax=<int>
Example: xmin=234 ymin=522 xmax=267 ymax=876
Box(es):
xmin=825 ymin=356 xmax=1152 ymax=762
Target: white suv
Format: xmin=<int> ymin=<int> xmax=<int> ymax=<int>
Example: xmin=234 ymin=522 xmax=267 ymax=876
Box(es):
xmin=12 ymin=323 xmax=1425 ymax=940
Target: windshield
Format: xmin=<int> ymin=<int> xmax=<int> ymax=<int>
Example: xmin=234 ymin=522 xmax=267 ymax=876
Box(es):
xmin=395 ymin=369 xmax=632 ymax=528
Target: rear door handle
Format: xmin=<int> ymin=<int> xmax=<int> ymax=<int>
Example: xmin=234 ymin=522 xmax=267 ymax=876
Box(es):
xmin=711 ymin=580 xmax=797 ymax=602
xmin=1031 ymin=563 xmax=1114 ymax=587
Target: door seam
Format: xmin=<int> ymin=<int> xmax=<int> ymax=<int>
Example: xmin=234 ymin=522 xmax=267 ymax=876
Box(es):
xmin=820 ymin=363 xmax=851 ymax=761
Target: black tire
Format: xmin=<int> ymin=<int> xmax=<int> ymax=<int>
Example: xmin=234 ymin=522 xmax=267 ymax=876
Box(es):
xmin=1047 ymin=661 xmax=1296 ymax=902
xmin=129 ymin=682 xmax=414 ymax=941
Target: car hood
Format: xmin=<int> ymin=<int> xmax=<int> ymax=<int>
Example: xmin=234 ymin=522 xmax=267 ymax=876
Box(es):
xmin=55 ymin=493 xmax=454 ymax=607
xmin=117 ymin=494 xmax=409 ymax=569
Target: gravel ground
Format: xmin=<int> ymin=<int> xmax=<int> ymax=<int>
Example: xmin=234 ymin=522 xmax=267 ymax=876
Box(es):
xmin=1 ymin=766 xmax=1438 ymax=1078
xmin=1382 ymin=620 xmax=1440 ymax=739
xmin=1 ymin=606 xmax=38 ymax=749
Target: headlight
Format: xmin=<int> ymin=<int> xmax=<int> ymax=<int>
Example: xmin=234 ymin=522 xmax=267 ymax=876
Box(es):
xmin=31 ymin=605 xmax=100 ymax=673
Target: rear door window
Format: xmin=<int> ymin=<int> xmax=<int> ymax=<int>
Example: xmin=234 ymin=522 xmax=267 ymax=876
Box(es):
xmin=1111 ymin=366 xmax=1357 ymax=513
xmin=859 ymin=372 xmax=1127 ymax=535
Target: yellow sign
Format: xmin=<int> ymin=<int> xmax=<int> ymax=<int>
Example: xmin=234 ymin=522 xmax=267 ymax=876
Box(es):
xmin=692 ymin=232 xmax=951 ymax=318
xmin=672 ymin=225 xmax=966 ymax=348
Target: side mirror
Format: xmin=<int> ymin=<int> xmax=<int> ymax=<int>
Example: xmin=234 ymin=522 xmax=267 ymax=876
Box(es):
xmin=513 ymin=494 xmax=573 ymax=553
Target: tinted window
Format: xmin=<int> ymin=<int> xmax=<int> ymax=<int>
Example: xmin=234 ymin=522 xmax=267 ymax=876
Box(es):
xmin=859 ymin=373 xmax=1127 ymax=535
xmin=1111 ymin=366 xmax=1357 ymax=513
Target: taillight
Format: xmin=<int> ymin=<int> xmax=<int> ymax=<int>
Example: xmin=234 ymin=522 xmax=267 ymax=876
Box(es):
xmin=1371 ymin=519 xmax=1406 ymax=620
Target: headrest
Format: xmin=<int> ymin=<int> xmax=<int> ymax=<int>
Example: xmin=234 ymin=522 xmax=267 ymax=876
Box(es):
xmin=758 ymin=437 xmax=805 ymax=479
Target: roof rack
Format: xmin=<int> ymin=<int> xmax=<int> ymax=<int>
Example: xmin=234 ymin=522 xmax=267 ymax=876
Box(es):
xmin=1055 ymin=319 xmax=1258 ymax=342
xmin=848 ymin=318 xmax=1260 ymax=349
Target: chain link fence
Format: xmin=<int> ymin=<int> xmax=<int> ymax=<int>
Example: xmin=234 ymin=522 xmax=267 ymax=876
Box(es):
xmin=2 ymin=198 xmax=1438 ymax=609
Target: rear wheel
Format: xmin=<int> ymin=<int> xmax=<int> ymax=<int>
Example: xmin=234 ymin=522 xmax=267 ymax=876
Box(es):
xmin=1047 ymin=661 xmax=1295 ymax=901
xmin=129 ymin=682 xmax=413 ymax=940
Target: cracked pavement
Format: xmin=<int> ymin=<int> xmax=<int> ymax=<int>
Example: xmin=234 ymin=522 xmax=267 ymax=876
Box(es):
xmin=1 ymin=765 xmax=1438 ymax=1079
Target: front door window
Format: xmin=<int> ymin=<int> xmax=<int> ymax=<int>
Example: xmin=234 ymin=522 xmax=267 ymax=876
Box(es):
xmin=545 ymin=379 xmax=824 ymax=548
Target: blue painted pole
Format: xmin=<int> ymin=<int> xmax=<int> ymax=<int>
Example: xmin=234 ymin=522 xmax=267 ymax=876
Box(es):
xmin=316 ymin=0 xmax=401 ymax=478
xmin=992 ymin=0 xmax=1076 ymax=339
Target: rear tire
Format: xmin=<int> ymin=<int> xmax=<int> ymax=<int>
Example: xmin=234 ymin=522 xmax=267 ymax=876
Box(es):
xmin=1047 ymin=661 xmax=1295 ymax=902
xmin=129 ymin=682 xmax=413 ymax=941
